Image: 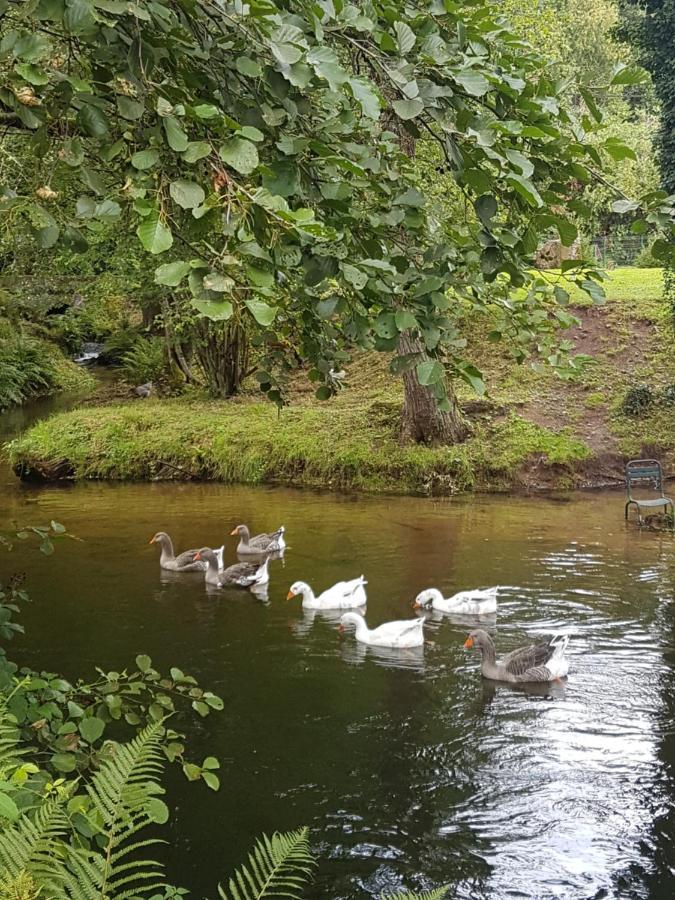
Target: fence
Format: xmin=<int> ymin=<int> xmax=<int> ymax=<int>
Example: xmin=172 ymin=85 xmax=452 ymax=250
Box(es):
xmin=591 ymin=234 xmax=649 ymax=267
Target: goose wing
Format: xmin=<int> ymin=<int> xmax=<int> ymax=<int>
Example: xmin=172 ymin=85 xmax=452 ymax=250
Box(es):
xmin=174 ymin=549 xmax=204 ymax=569
xmin=374 ymin=618 xmax=424 ymax=640
xmin=220 ymin=561 xmax=258 ymax=585
xmin=501 ymin=640 xmax=553 ymax=677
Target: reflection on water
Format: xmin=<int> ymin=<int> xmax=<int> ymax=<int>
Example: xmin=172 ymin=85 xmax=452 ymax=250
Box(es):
xmin=1 ymin=406 xmax=675 ymax=897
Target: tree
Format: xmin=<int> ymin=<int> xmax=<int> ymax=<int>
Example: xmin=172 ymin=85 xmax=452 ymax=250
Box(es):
xmin=1 ymin=0 xmax=673 ymax=442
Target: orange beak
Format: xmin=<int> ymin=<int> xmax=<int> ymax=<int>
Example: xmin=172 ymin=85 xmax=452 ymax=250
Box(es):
xmin=148 ymin=536 xmax=155 ymax=544
xmin=412 ymin=601 xmax=421 ymax=609
xmin=194 ymin=551 xmax=202 ymax=561
xmin=337 ymin=624 xmax=345 ymax=633
xmin=286 ymin=590 xmax=295 ymax=600
xmin=464 ymin=636 xmax=474 ymax=649
xmin=230 ymin=528 xmax=238 ymax=535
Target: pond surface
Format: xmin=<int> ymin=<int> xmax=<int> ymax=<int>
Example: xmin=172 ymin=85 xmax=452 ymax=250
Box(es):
xmin=2 ymin=400 xmax=675 ymax=898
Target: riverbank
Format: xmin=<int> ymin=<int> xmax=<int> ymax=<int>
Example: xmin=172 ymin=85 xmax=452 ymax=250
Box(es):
xmin=7 ymin=268 xmax=673 ymax=495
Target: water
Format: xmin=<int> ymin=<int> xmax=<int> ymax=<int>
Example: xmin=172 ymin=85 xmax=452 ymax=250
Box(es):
xmin=2 ymin=400 xmax=675 ymax=898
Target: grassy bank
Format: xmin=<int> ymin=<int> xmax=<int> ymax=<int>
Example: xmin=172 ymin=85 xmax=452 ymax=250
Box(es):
xmin=8 ymin=267 xmax=674 ymax=494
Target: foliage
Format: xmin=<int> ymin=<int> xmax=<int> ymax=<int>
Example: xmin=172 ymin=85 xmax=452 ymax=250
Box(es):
xmin=382 ymin=889 xmax=449 ymax=900
xmin=620 ymin=383 xmax=654 ymax=416
xmin=121 ymin=337 xmax=166 ymax=385
xmin=634 ymin=240 xmax=662 ymax=267
xmin=1 ymin=0 xmax=670 ymax=421
xmin=217 ymin=828 xmax=315 ymax=900
xmin=0 ymin=323 xmax=93 ymax=409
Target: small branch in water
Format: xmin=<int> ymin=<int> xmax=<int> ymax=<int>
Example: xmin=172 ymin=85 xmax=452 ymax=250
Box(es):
xmin=156 ymin=459 xmax=194 ymax=479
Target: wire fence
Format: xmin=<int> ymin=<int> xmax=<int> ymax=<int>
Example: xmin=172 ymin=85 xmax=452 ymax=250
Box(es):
xmin=591 ymin=234 xmax=650 ymax=267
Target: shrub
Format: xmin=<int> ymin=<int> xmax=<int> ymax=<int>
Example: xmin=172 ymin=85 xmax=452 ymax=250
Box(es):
xmin=121 ymin=336 xmax=166 ymax=385
xmin=633 ymin=242 xmax=661 ymax=268
xmin=620 ymin=384 xmax=654 ymax=417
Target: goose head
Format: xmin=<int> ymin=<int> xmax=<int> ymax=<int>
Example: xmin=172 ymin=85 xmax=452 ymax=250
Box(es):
xmin=194 ymin=547 xmax=218 ymax=566
xmin=413 ymin=588 xmax=443 ymax=609
xmin=286 ymin=581 xmax=310 ymax=600
xmin=464 ymin=629 xmax=492 ymax=652
xmin=149 ymin=532 xmax=169 ymax=546
xmin=230 ymin=524 xmax=249 ymax=539
xmin=338 ymin=612 xmax=365 ymax=633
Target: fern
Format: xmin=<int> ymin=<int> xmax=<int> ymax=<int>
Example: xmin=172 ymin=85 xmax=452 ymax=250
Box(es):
xmin=382 ymin=887 xmax=449 ymax=900
xmin=218 ymin=827 xmax=315 ymax=900
xmin=56 ymin=721 xmax=169 ymax=899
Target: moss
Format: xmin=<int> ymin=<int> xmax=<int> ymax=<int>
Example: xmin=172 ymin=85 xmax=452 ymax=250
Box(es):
xmin=584 ymin=392 xmax=606 ymax=409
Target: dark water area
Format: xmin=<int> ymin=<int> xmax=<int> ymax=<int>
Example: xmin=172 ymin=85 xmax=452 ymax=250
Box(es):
xmin=2 ymin=397 xmax=675 ymax=898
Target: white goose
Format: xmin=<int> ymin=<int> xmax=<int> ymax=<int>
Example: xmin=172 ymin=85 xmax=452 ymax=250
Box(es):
xmin=287 ymin=577 xmax=367 ymax=609
xmin=414 ymin=586 xmax=499 ymax=615
xmin=339 ymin=612 xmax=425 ymax=648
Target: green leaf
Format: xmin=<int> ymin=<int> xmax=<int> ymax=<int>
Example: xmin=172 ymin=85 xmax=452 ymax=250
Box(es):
xmin=0 ymin=792 xmax=20 ymax=822
xmin=79 ymin=716 xmax=105 ymax=743
xmin=580 ymin=279 xmax=605 ymax=304
xmin=350 ymin=77 xmax=380 ymax=119
xmin=164 ymin=116 xmax=189 ymax=152
xmin=194 ymin=103 xmax=220 ymax=119
xmin=155 ymin=261 xmax=191 ymax=286
xmin=51 ymin=752 xmax=76 ymax=773
xmin=169 ymin=179 xmax=205 ymax=209
xmin=341 ymin=263 xmax=367 ymax=289
xmin=236 ymin=56 xmax=262 ymax=77
xmin=117 ymin=96 xmax=144 ymax=120
xmin=394 ymin=21 xmax=416 ymax=55
xmin=203 ymin=272 xmax=235 ymax=292
xmin=505 ymin=149 xmax=534 ymax=178
xmin=579 ymin=86 xmax=602 ymax=124
xmin=507 ymin=174 xmax=543 ymax=208
xmin=77 ymin=103 xmax=108 ymax=138
xmin=610 ymin=63 xmax=649 ymax=86
xmin=191 ymin=299 xmax=234 ymax=321
xmin=474 ymin=194 xmax=497 ymax=225
xmin=244 ymin=297 xmax=276 ymax=326
xmin=36 ymin=224 xmax=59 ymax=248
xmin=202 ymin=771 xmax=220 ymax=791
xmin=417 ymin=360 xmax=445 ymax=386
xmin=51 ymin=520 xmax=66 ymax=533
xmin=63 ymin=0 xmax=95 ymax=33
xmin=203 ymin=756 xmax=220 ymax=769
xmin=240 ymin=125 xmax=264 ymax=142
xmin=395 ymin=310 xmax=417 ymax=332
xmin=183 ymin=141 xmax=211 ymax=163
xmin=148 ymin=798 xmax=169 ymax=824
xmin=131 ymin=148 xmax=159 ymax=170
xmin=136 ymin=654 xmax=152 ymax=672
xmin=192 ymin=700 xmax=210 ymax=717
xmin=14 ymin=62 xmax=49 ymax=85
xmin=603 ymin=138 xmax=636 ymax=162
xmin=611 ymin=199 xmax=639 ymax=214
xmin=392 ymin=98 xmax=424 ymax=120
xmin=137 ymin=211 xmax=173 ymax=254
xmin=219 ymin=137 xmax=259 ymax=175
xmin=455 ymin=70 xmax=489 ymax=96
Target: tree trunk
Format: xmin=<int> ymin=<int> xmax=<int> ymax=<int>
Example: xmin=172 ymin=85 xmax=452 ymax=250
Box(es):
xmin=194 ymin=319 xmax=249 ymax=398
xmin=398 ymin=332 xmax=469 ymax=446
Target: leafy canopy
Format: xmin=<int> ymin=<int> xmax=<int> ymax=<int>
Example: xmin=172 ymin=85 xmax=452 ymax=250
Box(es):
xmin=2 ymin=0 xmax=674 ymax=404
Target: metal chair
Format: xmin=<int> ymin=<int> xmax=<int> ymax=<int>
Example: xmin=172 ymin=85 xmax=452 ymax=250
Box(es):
xmin=625 ymin=459 xmax=674 ymax=522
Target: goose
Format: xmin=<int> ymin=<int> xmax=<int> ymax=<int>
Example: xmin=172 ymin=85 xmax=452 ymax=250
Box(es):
xmin=195 ymin=548 xmax=269 ymax=588
xmin=286 ymin=577 xmax=366 ymax=609
xmin=339 ymin=612 xmax=425 ymax=648
xmin=414 ymin=586 xmax=499 ymax=615
xmin=231 ymin=524 xmax=286 ymax=555
xmin=464 ymin=629 xmax=569 ymax=683
xmin=149 ymin=532 xmax=224 ymax=573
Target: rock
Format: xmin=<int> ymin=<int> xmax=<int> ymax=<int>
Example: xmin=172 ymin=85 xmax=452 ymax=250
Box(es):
xmin=134 ymin=382 xmax=153 ymax=398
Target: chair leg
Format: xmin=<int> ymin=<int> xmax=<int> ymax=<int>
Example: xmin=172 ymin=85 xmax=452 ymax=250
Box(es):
xmin=625 ymin=501 xmax=630 ymax=520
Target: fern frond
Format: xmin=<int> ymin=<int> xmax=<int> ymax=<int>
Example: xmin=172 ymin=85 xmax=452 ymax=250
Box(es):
xmin=218 ymin=828 xmax=315 ymax=900
xmin=0 ymin=798 xmax=69 ymax=884
xmin=74 ymin=721 xmax=168 ymax=899
xmin=381 ymin=887 xmax=449 ymax=900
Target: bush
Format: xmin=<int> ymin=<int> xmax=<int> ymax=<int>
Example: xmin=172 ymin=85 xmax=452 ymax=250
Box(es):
xmin=0 ymin=322 xmax=93 ymax=410
xmin=121 ymin=336 xmax=166 ymax=384
xmin=620 ymin=384 xmax=654 ymax=417
xmin=633 ymin=242 xmax=661 ymax=268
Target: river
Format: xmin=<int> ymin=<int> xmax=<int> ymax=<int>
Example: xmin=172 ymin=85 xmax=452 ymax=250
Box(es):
xmin=1 ymin=394 xmax=674 ymax=898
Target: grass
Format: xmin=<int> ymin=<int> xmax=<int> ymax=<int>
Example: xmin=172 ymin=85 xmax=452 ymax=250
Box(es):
xmin=8 ymin=266 xmax=674 ymax=494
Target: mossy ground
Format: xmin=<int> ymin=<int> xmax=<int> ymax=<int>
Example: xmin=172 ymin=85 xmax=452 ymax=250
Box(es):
xmin=8 ymin=268 xmax=673 ymax=494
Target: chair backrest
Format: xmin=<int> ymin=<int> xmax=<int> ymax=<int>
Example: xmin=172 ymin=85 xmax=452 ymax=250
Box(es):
xmin=625 ymin=458 xmax=663 ymax=497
